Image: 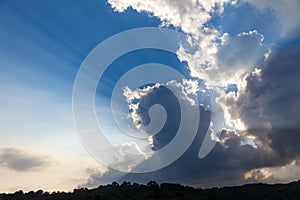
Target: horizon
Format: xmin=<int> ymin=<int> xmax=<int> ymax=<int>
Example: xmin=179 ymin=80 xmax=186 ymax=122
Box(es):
xmin=2 ymin=179 xmax=300 ymax=194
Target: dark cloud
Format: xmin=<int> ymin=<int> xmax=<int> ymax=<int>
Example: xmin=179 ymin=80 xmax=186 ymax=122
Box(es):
xmin=83 ymin=46 xmax=300 ymax=187
xmin=134 ymin=86 xmax=181 ymax=150
xmin=0 ymin=148 xmax=49 ymax=172
xmin=83 ymin=94 xmax=250 ymax=187
xmin=238 ymin=46 xmax=300 ymax=158
xmin=217 ymin=30 xmax=266 ymax=72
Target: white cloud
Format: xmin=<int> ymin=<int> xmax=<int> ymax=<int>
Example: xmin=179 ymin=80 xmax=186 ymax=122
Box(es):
xmin=108 ymin=0 xmax=230 ymax=39
xmin=110 ymin=142 xmax=149 ymax=172
xmin=123 ymin=80 xmax=200 ymax=131
xmin=182 ymin=79 xmax=199 ymax=95
xmin=123 ymin=84 xmax=161 ymax=129
xmin=108 ymin=0 xmax=230 ymax=87
xmin=178 ymin=30 xmax=268 ymax=87
xmin=107 ymin=0 xmax=268 ymax=88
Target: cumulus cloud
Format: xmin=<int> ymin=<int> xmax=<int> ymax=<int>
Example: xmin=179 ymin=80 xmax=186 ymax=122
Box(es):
xmin=107 ymin=0 xmax=271 ymax=89
xmin=107 ymin=0 xmax=229 ymax=39
xmin=0 ymin=148 xmax=50 ymax=172
xmin=80 ymin=167 xmax=125 ymax=188
xmin=123 ymin=80 xmax=199 ymax=131
xmin=178 ymin=30 xmax=270 ymax=140
xmin=123 ymin=80 xmax=204 ymax=150
xmin=107 ymin=0 xmax=271 ymax=99
xmin=234 ymin=46 xmax=300 ymax=154
xmin=87 ymin=46 xmax=300 ymax=187
xmin=221 ymin=46 xmax=300 ymax=130
xmin=215 ymin=46 xmax=300 ymax=180
xmin=80 ymin=142 xmax=149 ymax=188
xmin=110 ymin=142 xmax=149 ymax=172
xmin=107 ymin=0 xmax=231 ymax=88
xmin=80 ymin=142 xmax=150 ymax=188
xmin=178 ymin=30 xmax=268 ymax=87
xmin=99 ymin=0 xmax=300 ymax=187
xmin=215 ymin=30 xmax=266 ymax=82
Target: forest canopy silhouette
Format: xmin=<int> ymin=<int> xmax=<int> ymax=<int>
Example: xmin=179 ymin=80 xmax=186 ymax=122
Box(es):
xmin=1 ymin=180 xmax=300 ymax=200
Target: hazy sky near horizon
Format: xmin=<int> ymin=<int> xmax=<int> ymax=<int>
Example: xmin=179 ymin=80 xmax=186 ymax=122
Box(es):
xmin=1 ymin=0 xmax=300 ymax=193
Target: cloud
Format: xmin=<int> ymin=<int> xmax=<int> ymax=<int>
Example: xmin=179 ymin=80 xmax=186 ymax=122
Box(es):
xmin=123 ymin=80 xmax=202 ymax=150
xmin=0 ymin=148 xmax=50 ymax=172
xmin=243 ymin=160 xmax=300 ymax=183
xmin=80 ymin=80 xmax=209 ymax=185
xmin=123 ymin=80 xmax=199 ymax=132
xmin=80 ymin=142 xmax=150 ymax=188
xmin=107 ymin=0 xmax=230 ymax=88
xmin=214 ymin=45 xmax=300 ymax=179
xmin=110 ymin=142 xmax=149 ymax=172
xmin=244 ymin=168 xmax=272 ymax=181
xmin=87 ymin=46 xmax=300 ymax=187
xmin=242 ymin=0 xmax=300 ymax=38
xmin=80 ymin=167 xmax=125 ymax=188
xmin=216 ymin=31 xmax=266 ymax=81
xmin=237 ymin=46 xmax=300 ymax=155
xmin=107 ymin=0 xmax=229 ymax=39
xmin=100 ymin=0 xmax=300 ymax=188
xmin=178 ymin=30 xmax=268 ymax=87
xmin=107 ymin=1 xmax=271 ymax=89
xmin=222 ymin=46 xmax=300 ymax=136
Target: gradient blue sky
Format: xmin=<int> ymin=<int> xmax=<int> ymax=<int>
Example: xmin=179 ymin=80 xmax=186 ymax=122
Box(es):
xmin=1 ymin=0 xmax=300 ymax=192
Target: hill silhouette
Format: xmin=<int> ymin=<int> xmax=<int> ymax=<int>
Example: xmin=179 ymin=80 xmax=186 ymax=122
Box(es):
xmin=1 ymin=180 xmax=300 ymax=200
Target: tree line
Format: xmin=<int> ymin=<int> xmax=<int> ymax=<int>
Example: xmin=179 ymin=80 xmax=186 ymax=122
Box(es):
xmin=1 ymin=180 xmax=300 ymax=200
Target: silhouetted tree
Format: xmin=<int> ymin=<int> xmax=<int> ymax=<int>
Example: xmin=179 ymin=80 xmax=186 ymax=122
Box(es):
xmin=111 ymin=181 xmax=119 ymax=187
xmin=147 ymin=180 xmax=159 ymax=189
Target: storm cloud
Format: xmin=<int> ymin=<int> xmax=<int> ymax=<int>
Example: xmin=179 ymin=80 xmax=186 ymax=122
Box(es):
xmin=82 ymin=46 xmax=300 ymax=188
xmin=234 ymin=46 xmax=300 ymax=159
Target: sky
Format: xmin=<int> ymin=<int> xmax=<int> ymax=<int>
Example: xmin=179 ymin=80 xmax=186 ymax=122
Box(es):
xmin=0 ymin=0 xmax=300 ymax=193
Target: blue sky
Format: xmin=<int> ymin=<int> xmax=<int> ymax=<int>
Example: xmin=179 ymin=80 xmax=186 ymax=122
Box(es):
xmin=1 ymin=0 xmax=300 ymax=192
xmin=0 ymin=0 xmax=175 ymax=192
xmin=0 ymin=0 xmax=160 ymax=93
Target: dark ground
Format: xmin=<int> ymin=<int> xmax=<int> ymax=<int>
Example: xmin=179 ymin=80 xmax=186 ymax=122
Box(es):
xmin=1 ymin=180 xmax=300 ymax=200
